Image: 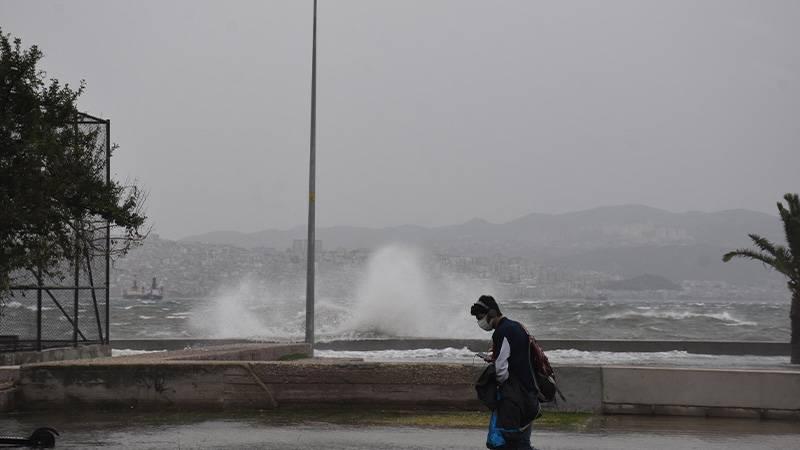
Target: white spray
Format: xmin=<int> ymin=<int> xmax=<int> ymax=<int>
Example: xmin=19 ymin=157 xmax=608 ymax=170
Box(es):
xmin=342 ymin=244 xmax=490 ymax=338
xmin=189 ymin=245 xmax=493 ymax=340
xmin=189 ymin=278 xmax=300 ymax=340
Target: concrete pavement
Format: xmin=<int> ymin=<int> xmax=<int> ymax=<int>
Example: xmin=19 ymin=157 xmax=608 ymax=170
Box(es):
xmin=1 ymin=411 xmax=798 ymax=449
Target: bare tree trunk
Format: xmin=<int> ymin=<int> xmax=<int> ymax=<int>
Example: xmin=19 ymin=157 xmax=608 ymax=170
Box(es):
xmin=792 ymin=291 xmax=800 ymax=364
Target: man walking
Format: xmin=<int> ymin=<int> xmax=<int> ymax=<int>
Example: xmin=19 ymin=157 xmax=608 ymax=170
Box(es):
xmin=471 ymin=295 xmax=540 ymax=450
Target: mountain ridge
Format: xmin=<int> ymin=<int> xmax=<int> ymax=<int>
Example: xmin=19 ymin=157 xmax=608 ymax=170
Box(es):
xmin=168 ymin=204 xmax=786 ymax=285
xmin=180 ymin=204 xmax=780 ymax=252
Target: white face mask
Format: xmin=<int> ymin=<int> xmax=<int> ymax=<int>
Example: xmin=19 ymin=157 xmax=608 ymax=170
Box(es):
xmin=477 ymin=317 xmax=492 ymax=331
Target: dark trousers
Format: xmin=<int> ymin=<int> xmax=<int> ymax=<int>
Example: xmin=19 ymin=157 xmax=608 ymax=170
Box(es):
xmin=501 ymin=422 xmax=534 ymax=450
xmin=512 ymin=422 xmax=533 ymax=450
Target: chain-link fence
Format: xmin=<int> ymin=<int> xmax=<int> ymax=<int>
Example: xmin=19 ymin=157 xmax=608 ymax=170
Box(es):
xmin=1 ymin=113 xmax=110 ymax=352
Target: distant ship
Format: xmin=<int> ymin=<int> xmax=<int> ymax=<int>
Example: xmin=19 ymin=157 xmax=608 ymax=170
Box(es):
xmin=122 ymin=277 xmax=164 ymax=300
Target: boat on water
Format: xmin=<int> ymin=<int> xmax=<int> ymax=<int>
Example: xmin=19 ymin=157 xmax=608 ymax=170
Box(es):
xmin=122 ymin=277 xmax=164 ymax=300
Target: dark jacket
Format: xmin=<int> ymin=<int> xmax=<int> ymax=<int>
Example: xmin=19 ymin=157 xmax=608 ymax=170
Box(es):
xmin=475 ymin=362 xmax=541 ymax=430
xmin=496 ymin=373 xmax=540 ymax=431
xmin=475 ymin=363 xmax=499 ymax=410
xmin=491 ymin=317 xmax=537 ymax=393
xmin=475 ymin=364 xmax=540 ymax=448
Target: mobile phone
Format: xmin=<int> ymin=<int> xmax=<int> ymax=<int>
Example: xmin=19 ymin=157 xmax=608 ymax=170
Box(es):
xmin=475 ymin=352 xmax=489 ymax=360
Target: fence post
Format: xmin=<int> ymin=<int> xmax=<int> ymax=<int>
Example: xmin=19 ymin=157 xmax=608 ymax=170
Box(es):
xmin=37 ymin=266 xmax=42 ymax=351
xmin=105 ymin=119 xmax=111 ymax=345
xmin=73 ymin=233 xmax=79 ymax=347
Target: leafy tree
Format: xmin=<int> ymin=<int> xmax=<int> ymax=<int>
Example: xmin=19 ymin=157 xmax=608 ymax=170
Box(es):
xmin=723 ymin=193 xmax=800 ymax=363
xmin=0 ymin=29 xmax=147 ymax=300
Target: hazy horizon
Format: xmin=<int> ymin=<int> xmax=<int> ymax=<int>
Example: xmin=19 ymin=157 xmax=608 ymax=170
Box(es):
xmin=3 ymin=0 xmax=798 ymax=240
xmin=178 ymin=202 xmax=779 ymax=239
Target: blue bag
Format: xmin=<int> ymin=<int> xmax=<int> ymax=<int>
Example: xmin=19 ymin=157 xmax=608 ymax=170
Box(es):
xmin=486 ymin=410 xmax=506 ymax=449
xmin=487 ymin=385 xmax=532 ymax=449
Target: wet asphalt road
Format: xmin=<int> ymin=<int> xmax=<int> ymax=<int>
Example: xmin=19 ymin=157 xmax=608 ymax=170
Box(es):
xmin=2 ymin=413 xmax=799 ymax=449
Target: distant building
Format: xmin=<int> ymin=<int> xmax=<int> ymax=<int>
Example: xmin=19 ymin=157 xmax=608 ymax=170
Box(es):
xmin=292 ymin=239 xmax=323 ymax=255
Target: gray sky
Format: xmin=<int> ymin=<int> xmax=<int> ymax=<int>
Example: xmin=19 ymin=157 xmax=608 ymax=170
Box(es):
xmin=3 ymin=0 xmax=798 ymax=239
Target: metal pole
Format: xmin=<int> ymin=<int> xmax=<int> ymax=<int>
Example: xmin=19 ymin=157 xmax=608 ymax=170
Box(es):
xmin=305 ymin=0 xmax=318 ymax=349
xmin=105 ymin=120 xmax=111 ymax=345
xmin=84 ymin=248 xmax=103 ymax=342
xmin=36 ymin=266 xmax=42 ymax=351
xmin=73 ymin=232 xmax=79 ymax=347
xmin=72 ymin=118 xmax=80 ymax=347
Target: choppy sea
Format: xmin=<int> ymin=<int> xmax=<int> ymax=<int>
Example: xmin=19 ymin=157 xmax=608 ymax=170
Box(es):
xmin=4 ymin=294 xmax=793 ymax=367
xmin=98 ymin=296 xmax=789 ymax=342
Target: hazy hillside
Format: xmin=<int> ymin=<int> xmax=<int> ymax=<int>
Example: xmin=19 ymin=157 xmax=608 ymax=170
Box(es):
xmin=182 ymin=205 xmax=780 ymax=251
xmin=179 ymin=205 xmax=784 ymax=285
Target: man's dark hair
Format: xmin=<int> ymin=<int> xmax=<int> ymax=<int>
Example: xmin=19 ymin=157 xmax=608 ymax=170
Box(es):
xmin=470 ymin=295 xmax=502 ymax=317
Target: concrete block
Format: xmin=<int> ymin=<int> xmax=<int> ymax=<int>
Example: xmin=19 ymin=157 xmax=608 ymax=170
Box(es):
xmin=1 ymin=345 xmax=111 ymax=366
xmin=602 ymin=403 xmax=655 ymax=415
xmin=544 ymin=366 xmax=603 ymax=412
xmin=603 ymin=366 xmax=800 ymax=410
xmin=17 ymin=360 xmax=485 ymax=410
xmin=19 ymin=363 xmax=231 ymax=409
xmin=652 ymin=405 xmax=711 ymax=417
xmin=0 ymin=387 xmax=16 ymax=412
xmin=604 ymin=403 xmax=777 ymax=419
xmin=703 ymin=407 xmax=761 ymax=419
xmin=0 ymin=366 xmax=20 ymax=384
xmin=764 ymin=409 xmax=800 ymax=420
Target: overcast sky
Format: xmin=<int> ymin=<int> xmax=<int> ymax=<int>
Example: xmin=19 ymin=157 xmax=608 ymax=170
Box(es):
xmin=2 ymin=0 xmax=798 ymax=239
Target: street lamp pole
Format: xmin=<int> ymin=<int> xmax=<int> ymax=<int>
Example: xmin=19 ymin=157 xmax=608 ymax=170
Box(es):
xmin=305 ymin=0 xmax=318 ymax=349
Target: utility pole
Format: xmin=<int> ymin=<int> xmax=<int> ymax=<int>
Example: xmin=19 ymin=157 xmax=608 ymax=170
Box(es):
xmin=305 ymin=0 xmax=318 ymax=349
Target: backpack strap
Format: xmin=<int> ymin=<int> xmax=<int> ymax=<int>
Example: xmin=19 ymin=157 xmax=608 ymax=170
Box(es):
xmin=520 ymin=324 xmax=540 ymax=390
xmin=521 ymin=324 xmax=567 ymax=403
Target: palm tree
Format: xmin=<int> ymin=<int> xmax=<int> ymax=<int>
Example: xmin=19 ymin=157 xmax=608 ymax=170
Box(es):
xmin=723 ymin=193 xmax=800 ymax=364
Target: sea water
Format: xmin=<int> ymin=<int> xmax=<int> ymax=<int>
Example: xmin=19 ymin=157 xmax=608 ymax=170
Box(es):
xmin=5 ymin=244 xmax=791 ymax=367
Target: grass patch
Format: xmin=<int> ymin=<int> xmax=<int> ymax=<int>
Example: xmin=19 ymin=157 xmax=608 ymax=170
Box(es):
xmin=251 ymin=406 xmax=592 ymax=430
xmin=9 ymin=406 xmax=592 ymax=431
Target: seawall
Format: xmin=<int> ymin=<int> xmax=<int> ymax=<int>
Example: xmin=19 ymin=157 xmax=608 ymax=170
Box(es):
xmin=315 ymin=338 xmax=789 ymax=356
xmin=14 ymin=343 xmax=800 ymax=419
xmin=110 ymin=338 xmax=790 ymax=356
xmin=1 ymin=344 xmax=110 ymax=366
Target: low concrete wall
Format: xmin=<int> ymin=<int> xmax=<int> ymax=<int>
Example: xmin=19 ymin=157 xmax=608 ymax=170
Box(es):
xmin=0 ymin=367 xmax=17 ymax=412
xmin=109 ymin=338 xmax=789 ymax=356
xmin=547 ymin=366 xmax=603 ymax=412
xmin=542 ymin=340 xmax=789 ymax=356
xmin=18 ymin=361 xmax=483 ymax=410
xmin=0 ymin=366 xmax=20 ymax=384
xmin=0 ymin=387 xmax=15 ymax=412
xmin=603 ymin=366 xmax=800 ymax=419
xmin=123 ymin=343 xmax=312 ymax=363
xmin=111 ymin=339 xmax=253 ymax=351
xmin=18 ymin=343 xmax=312 ymax=410
xmin=315 ymin=339 xmax=789 ymax=356
xmin=14 ymin=346 xmax=800 ymax=419
xmin=0 ymin=344 xmax=110 ymax=366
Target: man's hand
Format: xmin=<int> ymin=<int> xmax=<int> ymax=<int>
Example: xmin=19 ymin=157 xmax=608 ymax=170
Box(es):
xmin=475 ymin=352 xmax=493 ymax=362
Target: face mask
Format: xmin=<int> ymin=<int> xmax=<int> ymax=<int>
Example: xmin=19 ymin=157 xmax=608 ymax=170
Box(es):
xmin=477 ymin=317 xmax=492 ymax=331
